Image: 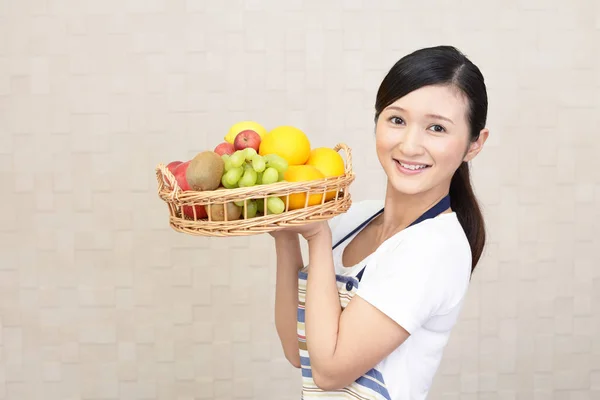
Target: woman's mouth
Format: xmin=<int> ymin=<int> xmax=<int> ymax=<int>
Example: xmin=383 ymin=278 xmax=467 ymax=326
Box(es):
xmin=393 ymin=159 xmax=431 ymax=175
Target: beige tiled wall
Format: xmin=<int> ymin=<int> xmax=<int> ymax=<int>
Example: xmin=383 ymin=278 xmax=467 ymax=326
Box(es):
xmin=1 ymin=0 xmax=599 ymax=399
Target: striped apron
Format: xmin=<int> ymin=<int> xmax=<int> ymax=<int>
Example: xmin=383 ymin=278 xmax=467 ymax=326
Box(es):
xmin=296 ymin=195 xmax=451 ymax=399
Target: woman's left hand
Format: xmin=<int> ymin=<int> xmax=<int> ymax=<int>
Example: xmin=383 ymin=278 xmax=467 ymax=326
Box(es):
xmin=276 ymin=220 xmax=330 ymax=242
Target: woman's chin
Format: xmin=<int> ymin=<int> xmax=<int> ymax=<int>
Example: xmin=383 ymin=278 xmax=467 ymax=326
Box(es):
xmin=387 ymin=178 xmax=428 ymax=196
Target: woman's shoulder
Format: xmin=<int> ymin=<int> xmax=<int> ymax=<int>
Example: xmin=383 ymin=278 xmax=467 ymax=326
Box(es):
xmin=362 ymin=213 xmax=472 ymax=313
xmin=356 ymin=213 xmax=473 ymax=332
xmin=380 ymin=212 xmax=472 ymax=275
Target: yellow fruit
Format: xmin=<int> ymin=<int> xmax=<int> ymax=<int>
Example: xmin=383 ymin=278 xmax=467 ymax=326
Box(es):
xmin=225 ymin=121 xmax=267 ymax=144
xmin=306 ymin=148 xmax=345 ymax=177
xmin=283 ymin=165 xmax=325 ymax=210
xmin=259 ymin=126 xmax=311 ymax=166
xmin=305 ymin=147 xmax=346 ymax=200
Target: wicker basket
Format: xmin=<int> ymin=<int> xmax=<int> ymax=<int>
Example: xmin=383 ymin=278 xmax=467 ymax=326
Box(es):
xmin=155 ymin=143 xmax=355 ymax=237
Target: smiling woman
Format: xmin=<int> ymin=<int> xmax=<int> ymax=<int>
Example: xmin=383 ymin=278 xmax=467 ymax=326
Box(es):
xmin=270 ymin=45 xmax=490 ymax=400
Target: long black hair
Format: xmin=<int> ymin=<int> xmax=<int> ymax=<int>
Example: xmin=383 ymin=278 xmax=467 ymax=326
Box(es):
xmin=375 ymin=45 xmax=488 ymax=272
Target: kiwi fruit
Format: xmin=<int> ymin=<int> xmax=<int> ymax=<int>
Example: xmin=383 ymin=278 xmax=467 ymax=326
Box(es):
xmin=210 ymin=202 xmax=242 ymax=221
xmin=186 ymin=151 xmax=224 ymax=191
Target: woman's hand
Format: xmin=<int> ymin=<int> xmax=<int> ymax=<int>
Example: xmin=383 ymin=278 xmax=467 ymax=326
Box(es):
xmin=268 ymin=229 xmax=297 ymax=240
xmin=272 ymin=221 xmax=330 ymax=242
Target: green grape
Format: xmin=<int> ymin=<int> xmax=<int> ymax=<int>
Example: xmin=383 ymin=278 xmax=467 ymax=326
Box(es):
xmin=243 ymin=161 xmax=254 ymax=172
xmin=267 ymin=197 xmax=285 ymax=214
xmin=244 ymin=200 xmax=258 ymax=218
xmin=264 ymin=154 xmax=289 ymax=175
xmin=243 ymin=148 xmax=257 ymax=160
xmin=222 ymin=166 xmax=243 ymax=188
xmin=221 ymin=175 xmax=232 ymax=189
xmin=261 ymin=167 xmax=279 ymax=185
xmin=229 ymin=151 xmax=245 ymax=168
xmin=222 ymin=174 xmax=233 ymax=189
xmin=251 ymin=154 xmax=266 ymax=173
xmin=223 ymin=156 xmax=233 ymax=172
xmin=234 ymin=200 xmax=245 ymax=207
xmin=256 ymin=198 xmax=265 ymax=213
xmin=256 ymin=171 xmax=263 ymax=185
xmin=238 ymin=168 xmax=258 ymax=187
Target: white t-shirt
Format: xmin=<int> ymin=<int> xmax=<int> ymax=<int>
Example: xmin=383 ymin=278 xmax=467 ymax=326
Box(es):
xmin=328 ymin=200 xmax=472 ymax=400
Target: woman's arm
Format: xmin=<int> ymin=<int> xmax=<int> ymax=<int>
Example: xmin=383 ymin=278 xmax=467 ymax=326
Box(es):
xmin=301 ymin=223 xmax=411 ymax=391
xmin=272 ymin=232 xmax=303 ymax=368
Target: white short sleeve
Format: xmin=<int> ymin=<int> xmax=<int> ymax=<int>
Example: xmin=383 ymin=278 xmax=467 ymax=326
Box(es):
xmin=356 ymin=222 xmax=471 ymax=334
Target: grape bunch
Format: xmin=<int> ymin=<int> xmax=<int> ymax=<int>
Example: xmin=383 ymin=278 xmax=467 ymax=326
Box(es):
xmin=221 ymin=149 xmax=289 ymax=215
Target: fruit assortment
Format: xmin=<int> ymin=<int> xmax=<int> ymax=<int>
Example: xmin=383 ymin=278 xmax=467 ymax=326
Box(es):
xmin=158 ymin=121 xmax=352 ymax=231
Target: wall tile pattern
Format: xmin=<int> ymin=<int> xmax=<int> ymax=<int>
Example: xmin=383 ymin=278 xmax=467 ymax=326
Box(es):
xmin=1 ymin=0 xmax=599 ymax=399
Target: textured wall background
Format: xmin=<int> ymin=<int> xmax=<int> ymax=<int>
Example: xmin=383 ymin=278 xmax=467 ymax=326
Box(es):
xmin=1 ymin=0 xmax=599 ymax=399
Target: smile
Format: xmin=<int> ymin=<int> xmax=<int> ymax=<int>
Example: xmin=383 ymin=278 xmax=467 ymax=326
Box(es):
xmin=393 ymin=159 xmax=431 ymax=174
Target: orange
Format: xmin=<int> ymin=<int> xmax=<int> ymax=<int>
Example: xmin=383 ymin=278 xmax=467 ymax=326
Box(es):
xmin=305 ymin=148 xmax=345 ymax=200
xmin=259 ymin=126 xmax=311 ymax=166
xmin=305 ymin=148 xmax=345 ymax=177
xmin=283 ymin=165 xmax=325 ymax=210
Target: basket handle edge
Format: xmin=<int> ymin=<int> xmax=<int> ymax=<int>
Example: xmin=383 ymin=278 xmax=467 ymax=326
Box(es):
xmin=333 ymin=143 xmax=353 ymax=175
xmin=156 ymin=163 xmax=183 ymax=199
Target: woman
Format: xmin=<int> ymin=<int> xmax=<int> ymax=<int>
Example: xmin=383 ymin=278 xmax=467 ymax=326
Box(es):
xmin=271 ymin=45 xmax=490 ymax=400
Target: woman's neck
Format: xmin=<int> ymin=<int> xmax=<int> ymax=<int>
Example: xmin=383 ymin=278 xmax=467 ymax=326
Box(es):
xmin=377 ymin=180 xmax=451 ymax=241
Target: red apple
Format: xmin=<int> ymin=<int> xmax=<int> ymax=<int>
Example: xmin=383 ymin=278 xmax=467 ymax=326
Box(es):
xmin=214 ymin=142 xmax=235 ymax=156
xmin=183 ymin=203 xmax=207 ymax=220
xmin=172 ymin=161 xmax=207 ymax=219
xmin=164 ymin=161 xmax=183 ymax=188
xmin=173 ymin=161 xmax=191 ymax=191
xmin=166 ymin=160 xmax=182 ymax=174
xmin=233 ymin=130 xmax=261 ymax=151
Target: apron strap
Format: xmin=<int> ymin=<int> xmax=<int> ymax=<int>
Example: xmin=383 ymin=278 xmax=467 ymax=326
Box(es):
xmin=332 ymin=208 xmax=384 ymax=250
xmin=354 ymin=194 xmax=451 ymax=282
xmin=408 ymin=194 xmax=451 ymax=227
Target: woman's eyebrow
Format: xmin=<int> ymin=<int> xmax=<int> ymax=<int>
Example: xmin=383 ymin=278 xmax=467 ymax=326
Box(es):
xmin=426 ymin=113 xmax=454 ymax=125
xmin=386 ymin=106 xmax=454 ymax=125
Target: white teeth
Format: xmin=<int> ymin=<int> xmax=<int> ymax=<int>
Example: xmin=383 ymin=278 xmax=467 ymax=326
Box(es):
xmin=399 ymin=162 xmax=428 ymax=170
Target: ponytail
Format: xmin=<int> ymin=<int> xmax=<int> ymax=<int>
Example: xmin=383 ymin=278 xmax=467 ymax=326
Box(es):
xmin=449 ymin=162 xmax=486 ymax=273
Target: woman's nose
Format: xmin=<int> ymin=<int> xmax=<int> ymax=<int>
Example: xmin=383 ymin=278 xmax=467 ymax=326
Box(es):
xmin=398 ymin=126 xmax=425 ymax=156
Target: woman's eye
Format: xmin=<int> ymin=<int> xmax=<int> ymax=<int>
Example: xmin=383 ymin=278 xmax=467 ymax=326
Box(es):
xmin=429 ymin=124 xmax=446 ymax=133
xmin=389 ymin=116 xmax=404 ymax=125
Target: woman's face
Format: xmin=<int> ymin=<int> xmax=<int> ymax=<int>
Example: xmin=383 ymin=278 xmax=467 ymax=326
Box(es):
xmin=375 ymin=84 xmax=487 ymax=197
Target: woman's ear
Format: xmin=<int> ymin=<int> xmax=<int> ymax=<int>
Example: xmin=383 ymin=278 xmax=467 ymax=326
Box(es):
xmin=463 ymin=128 xmax=489 ymax=162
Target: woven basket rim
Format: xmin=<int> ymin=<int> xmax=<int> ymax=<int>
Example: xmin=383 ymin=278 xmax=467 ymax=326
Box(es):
xmin=156 ymin=143 xmax=353 ymax=202
xmin=155 ymin=142 xmax=355 ymax=235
